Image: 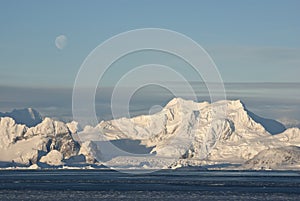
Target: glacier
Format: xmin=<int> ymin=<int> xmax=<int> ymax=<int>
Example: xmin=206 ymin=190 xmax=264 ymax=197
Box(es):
xmin=0 ymin=98 xmax=299 ymax=170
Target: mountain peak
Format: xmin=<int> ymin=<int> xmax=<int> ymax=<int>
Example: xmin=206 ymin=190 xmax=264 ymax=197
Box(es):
xmin=165 ymin=97 xmax=187 ymax=106
xmin=164 ymin=97 xmax=209 ymax=111
xmin=0 ymin=108 xmax=42 ymax=127
xmin=231 ymin=99 xmax=244 ymax=107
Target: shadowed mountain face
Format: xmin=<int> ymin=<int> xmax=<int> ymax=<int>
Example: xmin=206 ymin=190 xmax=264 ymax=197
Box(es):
xmin=235 ymin=100 xmax=286 ymax=135
xmin=246 ymin=109 xmax=286 ymax=135
xmin=0 ymin=108 xmax=42 ymax=127
xmin=110 ymin=139 xmax=154 ymax=155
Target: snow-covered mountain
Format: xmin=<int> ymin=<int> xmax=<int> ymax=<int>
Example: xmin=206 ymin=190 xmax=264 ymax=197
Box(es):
xmin=0 ymin=117 xmax=83 ymax=168
xmin=80 ymin=98 xmax=299 ymax=170
xmin=0 ymin=108 xmax=42 ymax=127
xmin=0 ymin=98 xmax=299 ymax=170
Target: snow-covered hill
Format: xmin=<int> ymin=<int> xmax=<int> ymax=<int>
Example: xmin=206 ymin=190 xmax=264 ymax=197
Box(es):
xmin=242 ymin=146 xmax=300 ymax=170
xmin=0 ymin=98 xmax=299 ymax=170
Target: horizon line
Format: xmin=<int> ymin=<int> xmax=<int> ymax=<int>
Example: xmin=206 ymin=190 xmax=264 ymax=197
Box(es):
xmin=1 ymin=81 xmax=300 ymax=89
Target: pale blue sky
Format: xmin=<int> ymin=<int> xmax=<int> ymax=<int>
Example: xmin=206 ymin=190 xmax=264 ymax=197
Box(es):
xmin=0 ymin=0 xmax=300 ymax=87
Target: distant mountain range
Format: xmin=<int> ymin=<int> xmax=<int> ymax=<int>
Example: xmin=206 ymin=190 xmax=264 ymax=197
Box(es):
xmin=0 ymin=108 xmax=42 ymax=127
xmin=0 ymin=99 xmax=299 ymax=170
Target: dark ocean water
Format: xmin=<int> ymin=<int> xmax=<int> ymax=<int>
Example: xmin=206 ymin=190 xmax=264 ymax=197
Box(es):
xmin=0 ymin=170 xmax=299 ymax=201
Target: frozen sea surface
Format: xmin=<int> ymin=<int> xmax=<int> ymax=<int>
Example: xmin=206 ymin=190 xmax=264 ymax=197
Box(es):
xmin=0 ymin=170 xmax=299 ymax=201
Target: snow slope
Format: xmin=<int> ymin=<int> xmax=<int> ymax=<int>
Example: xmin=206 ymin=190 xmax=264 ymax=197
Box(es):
xmin=242 ymin=146 xmax=300 ymax=170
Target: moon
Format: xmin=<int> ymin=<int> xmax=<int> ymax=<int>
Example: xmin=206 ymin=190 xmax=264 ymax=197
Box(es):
xmin=55 ymin=35 xmax=67 ymax=50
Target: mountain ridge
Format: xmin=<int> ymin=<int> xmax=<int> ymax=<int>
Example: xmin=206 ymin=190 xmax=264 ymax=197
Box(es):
xmin=0 ymin=98 xmax=299 ymax=170
xmin=0 ymin=108 xmax=42 ymax=127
